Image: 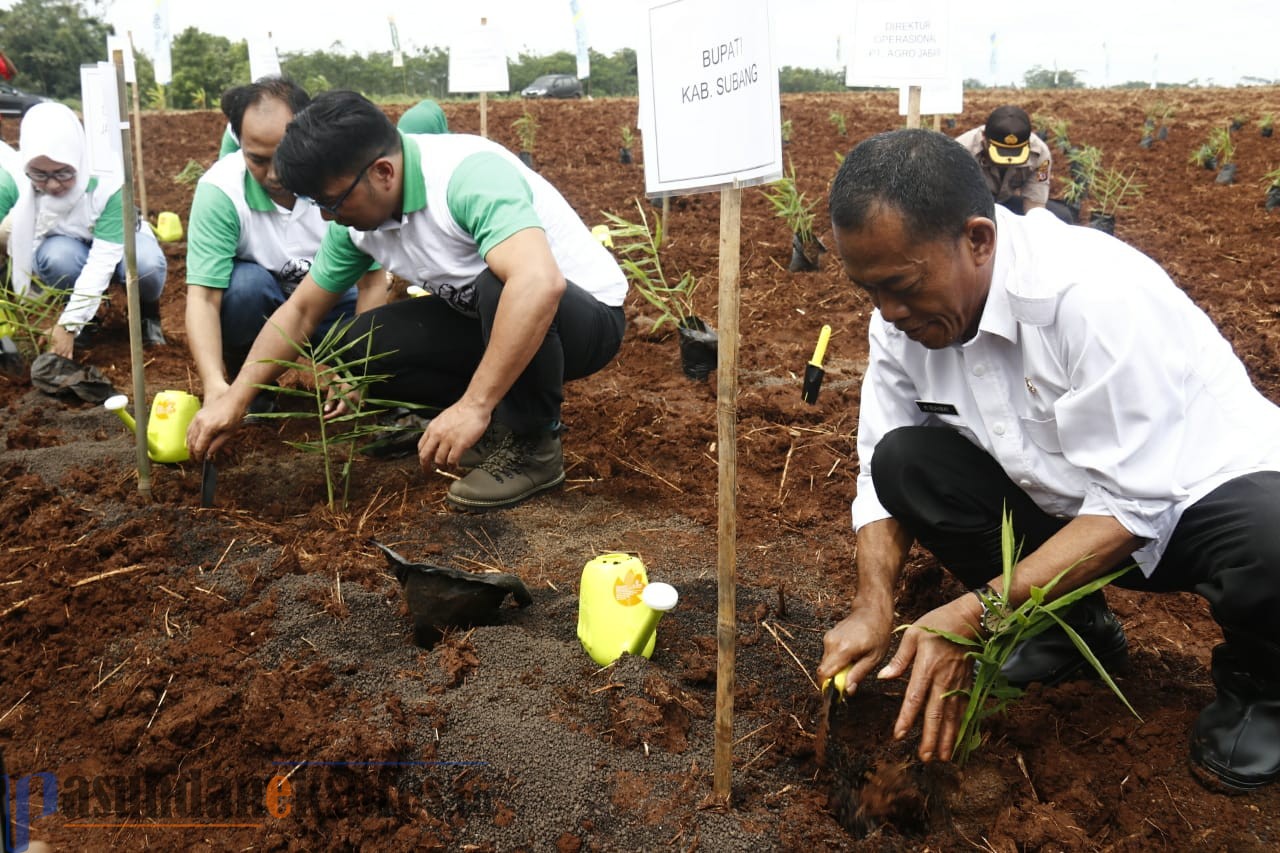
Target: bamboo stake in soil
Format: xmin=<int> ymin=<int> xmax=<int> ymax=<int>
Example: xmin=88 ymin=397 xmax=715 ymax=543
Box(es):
xmin=113 ymin=50 xmax=151 ymax=498
xmin=126 ymin=32 xmax=148 ymax=218
xmin=713 ymin=186 xmax=742 ymax=801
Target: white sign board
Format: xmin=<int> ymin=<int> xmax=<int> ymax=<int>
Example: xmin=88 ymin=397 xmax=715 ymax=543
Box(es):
xmin=636 ymin=0 xmax=782 ymax=196
xmin=448 ymin=23 xmax=510 ymax=94
xmin=897 ymin=78 xmax=962 ymax=115
xmin=79 ymin=62 xmax=124 ymax=179
xmin=846 ymin=0 xmax=952 ymax=87
xmin=105 ymin=36 xmax=136 ymax=84
xmin=249 ymin=33 xmax=282 ymax=82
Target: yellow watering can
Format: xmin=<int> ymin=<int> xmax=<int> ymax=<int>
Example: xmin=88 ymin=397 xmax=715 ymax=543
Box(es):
xmin=577 ymin=553 xmax=679 ymax=666
xmin=153 ymin=211 xmax=184 ymax=243
xmin=104 ymin=390 xmax=201 ymax=463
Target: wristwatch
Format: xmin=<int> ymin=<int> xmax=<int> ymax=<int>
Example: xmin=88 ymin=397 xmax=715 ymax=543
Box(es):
xmin=970 ymin=585 xmax=997 ymax=634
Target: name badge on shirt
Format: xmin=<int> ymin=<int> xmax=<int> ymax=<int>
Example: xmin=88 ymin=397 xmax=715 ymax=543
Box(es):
xmin=915 ymin=400 xmax=959 ymax=416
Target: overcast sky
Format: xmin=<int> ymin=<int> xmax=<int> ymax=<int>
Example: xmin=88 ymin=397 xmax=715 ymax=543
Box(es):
xmin=63 ymin=0 xmax=1280 ymax=87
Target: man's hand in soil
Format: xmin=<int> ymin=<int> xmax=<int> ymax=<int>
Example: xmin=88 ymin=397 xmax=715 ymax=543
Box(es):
xmin=44 ymin=323 xmax=75 ymax=358
xmin=818 ymin=595 xmax=896 ymax=700
xmin=187 ymin=392 xmax=245 ymax=460
xmin=877 ymin=594 xmax=986 ymax=763
xmin=418 ymin=399 xmax=489 ymax=470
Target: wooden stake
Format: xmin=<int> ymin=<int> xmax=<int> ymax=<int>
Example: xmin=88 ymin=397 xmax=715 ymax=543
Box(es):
xmin=907 ymin=85 xmax=921 ymax=130
xmin=127 ymin=32 xmax=148 ymax=219
xmin=713 ymin=186 xmax=742 ymax=801
xmin=113 ymin=50 xmax=151 ymax=499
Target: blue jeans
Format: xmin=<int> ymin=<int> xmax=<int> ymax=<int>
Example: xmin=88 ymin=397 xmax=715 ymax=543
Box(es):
xmin=220 ymin=260 xmax=359 ymax=351
xmin=33 ymin=230 xmax=167 ymax=303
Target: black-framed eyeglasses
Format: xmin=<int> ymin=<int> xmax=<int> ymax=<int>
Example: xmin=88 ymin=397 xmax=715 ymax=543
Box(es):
xmin=26 ymin=166 xmax=77 ymax=185
xmin=302 ymin=150 xmax=385 ymax=215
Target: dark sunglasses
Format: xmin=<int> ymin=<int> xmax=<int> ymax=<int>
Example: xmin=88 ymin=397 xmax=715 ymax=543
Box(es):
xmin=302 ymin=150 xmax=386 ymax=215
xmin=26 ymin=166 xmax=77 ymax=185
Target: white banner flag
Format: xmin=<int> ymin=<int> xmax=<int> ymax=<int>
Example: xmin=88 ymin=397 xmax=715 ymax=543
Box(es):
xmin=151 ymin=0 xmax=172 ymax=85
xmin=570 ymin=0 xmax=590 ymax=80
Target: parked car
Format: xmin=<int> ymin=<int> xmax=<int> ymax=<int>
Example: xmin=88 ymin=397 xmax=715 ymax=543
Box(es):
xmin=0 ymin=82 xmax=44 ymax=117
xmin=520 ymin=74 xmax=583 ymax=99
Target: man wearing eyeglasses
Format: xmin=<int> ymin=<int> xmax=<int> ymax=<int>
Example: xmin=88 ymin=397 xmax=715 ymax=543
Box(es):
xmin=185 ymin=78 xmax=388 ymax=411
xmin=186 ymin=90 xmax=628 ymax=511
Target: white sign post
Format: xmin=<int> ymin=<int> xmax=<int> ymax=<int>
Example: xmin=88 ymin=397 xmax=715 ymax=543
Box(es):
xmin=637 ymin=0 xmax=781 ymax=802
xmin=845 ymin=0 xmax=955 ymax=129
xmin=637 ymin=0 xmax=781 ymax=195
xmin=448 ymin=18 xmax=510 ymax=139
xmin=249 ymin=33 xmax=283 ymax=82
xmin=80 ymin=62 xmax=125 ymax=179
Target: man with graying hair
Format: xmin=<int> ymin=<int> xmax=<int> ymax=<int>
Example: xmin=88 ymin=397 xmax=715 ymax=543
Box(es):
xmin=185 ymin=77 xmax=387 ymax=413
xmin=818 ymin=128 xmax=1280 ymax=792
xmin=186 ymin=90 xmax=627 ymax=512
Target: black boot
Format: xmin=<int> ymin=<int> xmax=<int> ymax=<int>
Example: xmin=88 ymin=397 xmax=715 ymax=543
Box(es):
xmin=1190 ymin=643 xmax=1280 ymax=791
xmin=999 ymin=591 xmax=1128 ymax=688
xmin=141 ymin=300 xmax=166 ymax=346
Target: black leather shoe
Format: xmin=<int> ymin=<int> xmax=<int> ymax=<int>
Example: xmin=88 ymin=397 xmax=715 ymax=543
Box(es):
xmin=1190 ymin=644 xmax=1280 ymax=791
xmin=1000 ymin=592 xmax=1128 ymax=688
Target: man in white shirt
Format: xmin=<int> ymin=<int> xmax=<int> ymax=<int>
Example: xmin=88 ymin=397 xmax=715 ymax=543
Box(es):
xmin=186 ymin=91 xmax=627 ymax=512
xmin=818 ymin=128 xmax=1280 ymax=793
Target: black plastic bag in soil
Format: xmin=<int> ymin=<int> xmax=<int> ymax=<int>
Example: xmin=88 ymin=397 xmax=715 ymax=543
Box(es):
xmin=788 ymin=232 xmax=827 ymax=273
xmin=1157 ymin=126 xmax=1169 ymax=141
xmin=1139 ymin=135 xmax=1154 ymax=149
xmin=518 ymin=151 xmax=534 ymax=169
xmin=1215 ymin=163 xmax=1238 ymax=185
xmin=29 ymin=352 xmax=117 ymax=403
xmin=678 ymin=316 xmax=718 ymax=381
xmin=373 ymin=539 xmax=532 ymax=649
xmin=1089 ymin=211 xmax=1116 ymax=235
xmin=1263 ymin=126 xmax=1274 ymax=138
xmin=1266 ymin=186 xmax=1280 ymax=211
xmin=1045 ymin=199 xmax=1079 ymax=225
xmin=619 ymin=146 xmax=633 ymax=164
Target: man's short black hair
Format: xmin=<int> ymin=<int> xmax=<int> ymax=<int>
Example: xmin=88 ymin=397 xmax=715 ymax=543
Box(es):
xmin=273 ymin=90 xmax=400 ymax=202
xmin=830 ymin=129 xmax=996 ymax=243
xmin=220 ymin=76 xmax=310 ymax=139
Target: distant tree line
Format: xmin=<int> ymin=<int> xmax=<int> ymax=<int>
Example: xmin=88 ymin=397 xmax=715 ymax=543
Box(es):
xmin=1 ymin=0 xmax=1273 ymax=109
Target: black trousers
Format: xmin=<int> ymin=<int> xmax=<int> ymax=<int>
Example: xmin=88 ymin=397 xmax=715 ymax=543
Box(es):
xmin=340 ymin=270 xmax=625 ymax=434
xmin=871 ymin=426 xmax=1280 ymax=665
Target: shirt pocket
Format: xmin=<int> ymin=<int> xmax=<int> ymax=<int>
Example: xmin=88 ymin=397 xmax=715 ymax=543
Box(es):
xmin=1019 ymin=415 xmax=1062 ymax=454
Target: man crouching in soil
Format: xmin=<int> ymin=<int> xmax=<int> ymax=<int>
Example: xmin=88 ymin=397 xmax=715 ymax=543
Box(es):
xmin=187 ymin=90 xmax=627 ymax=510
xmin=817 ymin=128 xmax=1280 ymax=792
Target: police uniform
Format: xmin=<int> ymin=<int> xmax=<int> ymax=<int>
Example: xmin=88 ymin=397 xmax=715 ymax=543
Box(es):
xmin=955 ymin=125 xmax=1052 ymax=208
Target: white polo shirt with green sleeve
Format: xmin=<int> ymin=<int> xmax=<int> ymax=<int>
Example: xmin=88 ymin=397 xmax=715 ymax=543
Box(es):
xmin=42 ymin=176 xmax=128 ymax=330
xmin=0 ymin=162 xmax=17 ymax=220
xmin=309 ymin=132 xmax=626 ymax=318
xmin=186 ymin=151 xmax=329 ymax=292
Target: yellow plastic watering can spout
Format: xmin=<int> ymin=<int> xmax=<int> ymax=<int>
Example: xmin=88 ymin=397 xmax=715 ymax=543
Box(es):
xmin=103 ymin=394 xmax=161 ymax=458
xmin=625 ymin=582 xmax=679 ymax=657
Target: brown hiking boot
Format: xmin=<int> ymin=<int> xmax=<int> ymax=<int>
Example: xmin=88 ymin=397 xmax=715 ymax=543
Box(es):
xmin=446 ymin=429 xmax=565 ymax=510
xmin=458 ymin=422 xmax=513 ymax=469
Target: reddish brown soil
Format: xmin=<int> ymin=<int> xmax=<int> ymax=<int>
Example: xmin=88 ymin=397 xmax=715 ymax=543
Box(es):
xmin=3 ymin=88 xmax=1280 ymax=851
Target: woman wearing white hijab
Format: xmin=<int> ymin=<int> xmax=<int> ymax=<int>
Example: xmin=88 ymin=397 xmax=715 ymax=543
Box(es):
xmin=8 ymin=102 xmax=167 ymax=358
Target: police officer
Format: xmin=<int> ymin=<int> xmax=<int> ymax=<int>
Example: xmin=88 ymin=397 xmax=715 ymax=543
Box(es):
xmin=955 ymin=105 xmax=1052 ymax=215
